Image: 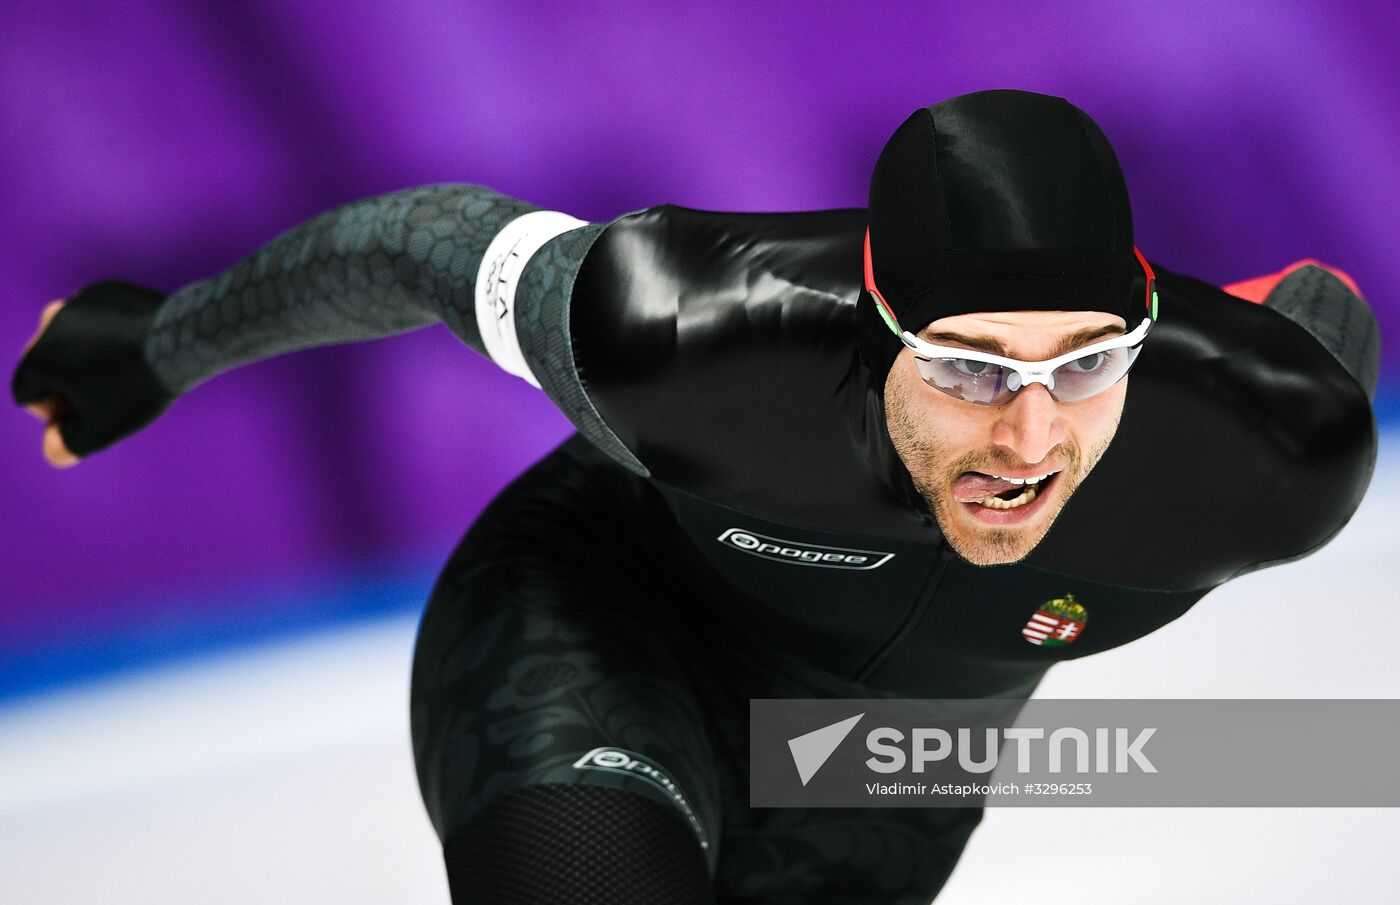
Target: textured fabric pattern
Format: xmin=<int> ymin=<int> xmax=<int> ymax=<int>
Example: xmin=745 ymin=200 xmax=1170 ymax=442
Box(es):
xmin=409 ymin=435 xmax=722 ymax=858
xmin=443 ymin=783 xmax=715 ymax=905
xmin=517 ymin=223 xmax=647 ymax=475
xmin=412 ymin=433 xmax=987 ymax=905
xmin=1264 ymin=264 xmax=1380 ymax=399
xmin=142 ymin=183 xmax=645 ymax=472
xmin=145 ymin=184 xmax=536 ymax=393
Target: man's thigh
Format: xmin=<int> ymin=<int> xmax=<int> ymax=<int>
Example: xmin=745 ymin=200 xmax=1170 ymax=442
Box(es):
xmin=409 ymin=437 xmax=722 ymax=874
xmin=410 ymin=436 xmax=985 ymax=903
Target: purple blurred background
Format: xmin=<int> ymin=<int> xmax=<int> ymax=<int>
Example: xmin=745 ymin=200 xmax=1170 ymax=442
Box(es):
xmin=2 ymin=1 xmax=1396 ymax=693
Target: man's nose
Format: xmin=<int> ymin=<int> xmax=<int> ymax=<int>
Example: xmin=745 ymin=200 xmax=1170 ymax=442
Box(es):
xmin=990 ymin=383 xmax=1066 ymax=465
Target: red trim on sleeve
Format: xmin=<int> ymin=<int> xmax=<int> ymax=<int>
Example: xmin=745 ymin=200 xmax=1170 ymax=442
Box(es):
xmin=1223 ymin=258 xmax=1363 ymax=304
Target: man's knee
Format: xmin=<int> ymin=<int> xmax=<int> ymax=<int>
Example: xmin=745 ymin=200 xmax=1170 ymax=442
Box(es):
xmin=442 ymin=782 xmax=715 ymax=905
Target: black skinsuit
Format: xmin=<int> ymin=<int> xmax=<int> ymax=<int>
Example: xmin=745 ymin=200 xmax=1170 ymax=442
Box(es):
xmin=11 ymin=184 xmax=1379 ymax=904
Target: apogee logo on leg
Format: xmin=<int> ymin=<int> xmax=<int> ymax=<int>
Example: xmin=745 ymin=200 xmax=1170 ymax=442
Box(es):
xmin=572 ymin=747 xmax=709 ymax=849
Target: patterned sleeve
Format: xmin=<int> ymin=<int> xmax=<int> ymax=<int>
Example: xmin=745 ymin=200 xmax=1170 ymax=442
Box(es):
xmin=147 ymin=184 xmax=533 ymax=391
xmin=1259 ymin=264 xmax=1380 ymax=400
xmin=143 ymin=182 xmax=646 ymax=474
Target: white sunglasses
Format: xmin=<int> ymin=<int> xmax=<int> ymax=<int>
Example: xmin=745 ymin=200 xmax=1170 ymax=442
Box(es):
xmin=863 ymin=227 xmax=1159 ymax=405
xmin=900 ymin=317 xmax=1152 ymax=405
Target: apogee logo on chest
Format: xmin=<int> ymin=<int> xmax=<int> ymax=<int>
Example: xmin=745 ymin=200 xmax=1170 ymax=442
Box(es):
xmin=716 ymin=528 xmax=895 ymax=570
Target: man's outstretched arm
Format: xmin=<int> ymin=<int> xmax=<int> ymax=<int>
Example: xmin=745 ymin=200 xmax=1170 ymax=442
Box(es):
xmin=148 ymin=184 xmax=541 ymax=393
xmin=1224 ymin=258 xmax=1380 ymax=400
xmin=12 ymin=184 xmax=646 ymax=474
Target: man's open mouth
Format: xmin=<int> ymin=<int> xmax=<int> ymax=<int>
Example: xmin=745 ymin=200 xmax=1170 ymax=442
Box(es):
xmin=953 ymin=469 xmax=1061 ymax=511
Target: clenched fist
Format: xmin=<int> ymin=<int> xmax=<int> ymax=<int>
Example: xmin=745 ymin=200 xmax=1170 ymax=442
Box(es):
xmin=12 ymin=280 xmax=174 ymax=466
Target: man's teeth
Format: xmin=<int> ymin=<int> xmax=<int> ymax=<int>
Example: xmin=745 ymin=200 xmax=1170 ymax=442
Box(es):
xmin=988 ymin=471 xmax=1055 ymax=486
xmin=978 ymin=483 xmax=1038 ymax=509
xmin=976 ymin=471 xmax=1057 ymax=510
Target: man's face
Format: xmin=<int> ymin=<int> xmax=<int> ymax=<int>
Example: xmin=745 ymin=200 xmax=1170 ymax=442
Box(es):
xmin=884 ymin=309 xmax=1129 ymax=566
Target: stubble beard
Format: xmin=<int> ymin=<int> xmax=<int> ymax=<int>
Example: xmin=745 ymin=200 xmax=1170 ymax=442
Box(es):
xmin=886 ymin=383 xmax=1120 ymax=567
xmin=914 ymin=441 xmax=1083 ymax=566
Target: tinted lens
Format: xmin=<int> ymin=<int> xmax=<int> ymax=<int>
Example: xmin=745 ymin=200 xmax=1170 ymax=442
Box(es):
xmin=1046 ymin=345 xmax=1141 ymax=402
xmin=912 ymin=345 xmax=1143 ymax=405
xmin=912 ymin=357 xmax=1018 ymax=404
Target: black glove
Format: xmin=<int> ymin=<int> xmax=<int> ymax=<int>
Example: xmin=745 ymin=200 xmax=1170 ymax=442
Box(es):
xmin=11 ymin=279 xmax=175 ymax=457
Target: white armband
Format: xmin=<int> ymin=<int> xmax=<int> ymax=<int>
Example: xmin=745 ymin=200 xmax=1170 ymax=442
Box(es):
xmin=474 ymin=209 xmax=589 ymax=388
